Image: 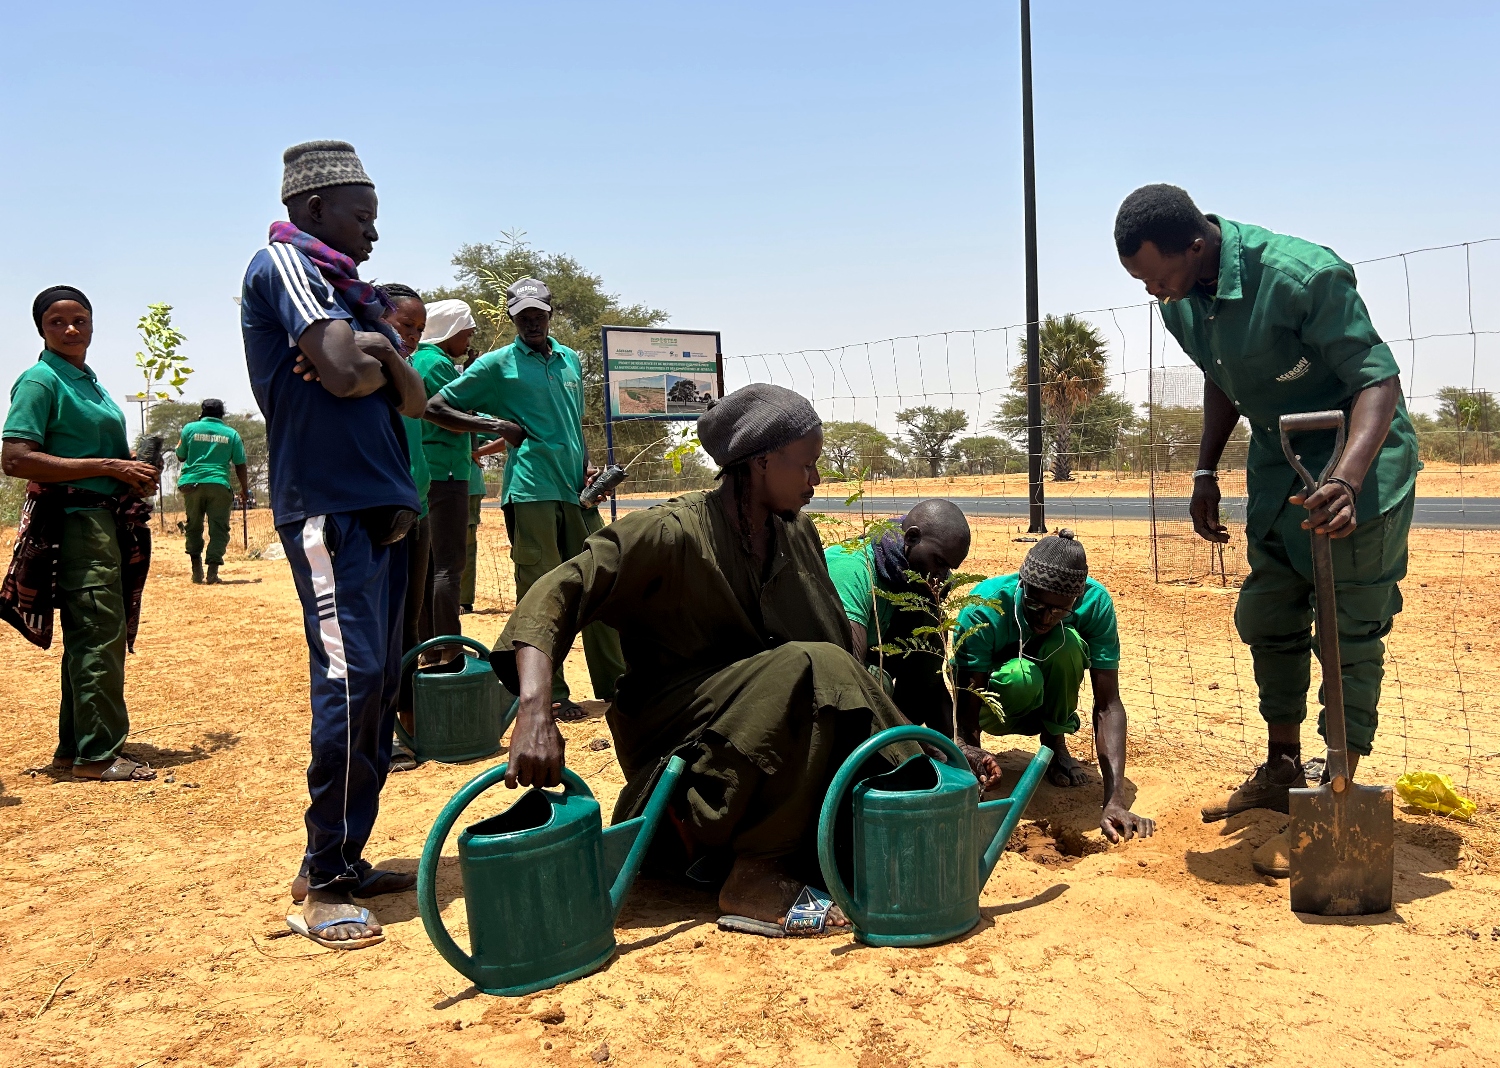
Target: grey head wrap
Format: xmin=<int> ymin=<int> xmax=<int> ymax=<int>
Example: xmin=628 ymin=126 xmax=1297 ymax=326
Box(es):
xmin=698 ymin=383 xmax=822 ymax=470
xmin=1018 ymin=529 xmax=1089 ymax=599
xmin=281 ymin=140 xmax=374 ymax=203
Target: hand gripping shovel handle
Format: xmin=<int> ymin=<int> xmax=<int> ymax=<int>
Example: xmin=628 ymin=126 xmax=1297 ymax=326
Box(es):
xmin=1278 ymin=411 xmax=1351 ymax=790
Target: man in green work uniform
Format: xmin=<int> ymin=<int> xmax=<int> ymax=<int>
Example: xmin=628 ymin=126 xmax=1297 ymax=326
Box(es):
xmin=954 ymin=531 xmax=1156 ymax=842
xmin=1116 ymin=184 xmax=1418 ymax=876
xmin=175 ymin=398 xmax=248 ymax=585
xmin=426 ymin=277 xmax=627 ymax=720
xmin=824 ymin=499 xmax=971 ymax=732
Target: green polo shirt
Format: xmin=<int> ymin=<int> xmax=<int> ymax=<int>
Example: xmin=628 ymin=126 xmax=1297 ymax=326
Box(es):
xmin=439 ymin=336 xmax=586 ymax=507
xmin=404 ymin=415 xmax=431 ymax=517
xmin=412 ymin=343 xmax=473 ymax=482
xmin=174 ymin=416 xmax=245 ymax=490
xmin=1157 ymin=216 xmax=1419 ymax=538
xmin=4 ymin=349 xmax=131 ymax=496
xmin=824 ymin=541 xmax=894 ymax=647
xmin=955 ymin=573 xmax=1121 ymax=673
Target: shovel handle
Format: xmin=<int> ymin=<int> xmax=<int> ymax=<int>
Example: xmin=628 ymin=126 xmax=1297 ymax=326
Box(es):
xmin=1278 ymin=412 xmax=1352 ymax=786
xmin=1278 ymin=411 xmax=1346 ymax=497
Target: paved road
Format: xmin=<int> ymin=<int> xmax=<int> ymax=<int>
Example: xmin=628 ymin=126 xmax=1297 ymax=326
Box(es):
xmin=596 ymin=496 xmax=1500 ymax=529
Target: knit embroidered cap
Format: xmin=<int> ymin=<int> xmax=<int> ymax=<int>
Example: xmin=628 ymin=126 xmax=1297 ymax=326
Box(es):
xmin=281 ymin=140 xmax=374 ymax=203
xmin=1018 ymin=528 xmax=1089 ymax=599
xmin=697 ymin=383 xmax=822 ymax=470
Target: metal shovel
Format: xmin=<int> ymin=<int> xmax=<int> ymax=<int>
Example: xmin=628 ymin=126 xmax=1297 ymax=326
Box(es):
xmin=1279 ymin=411 xmax=1395 ymax=916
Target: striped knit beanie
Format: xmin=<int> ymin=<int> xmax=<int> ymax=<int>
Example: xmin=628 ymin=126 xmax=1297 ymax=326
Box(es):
xmin=281 ymin=140 xmax=374 ymax=203
xmin=1019 ymin=529 xmax=1088 ymax=599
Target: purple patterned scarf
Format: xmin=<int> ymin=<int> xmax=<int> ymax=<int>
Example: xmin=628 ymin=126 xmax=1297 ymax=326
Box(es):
xmin=267 ymin=221 xmax=404 ymax=351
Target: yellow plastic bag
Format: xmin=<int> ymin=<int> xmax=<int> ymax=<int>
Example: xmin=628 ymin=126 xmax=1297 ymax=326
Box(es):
xmin=1395 ymin=771 xmax=1477 ymax=822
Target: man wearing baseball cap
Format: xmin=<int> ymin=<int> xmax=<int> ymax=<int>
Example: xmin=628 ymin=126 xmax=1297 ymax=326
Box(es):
xmin=425 ymin=278 xmax=626 ymax=719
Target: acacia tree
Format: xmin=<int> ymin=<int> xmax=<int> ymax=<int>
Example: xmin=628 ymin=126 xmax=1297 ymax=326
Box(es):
xmin=1008 ymin=314 xmax=1108 ymax=482
xmin=427 ymin=233 xmax=711 ymax=490
xmin=896 ymin=407 xmax=969 ymax=478
xmin=822 ymin=420 xmax=896 ymax=479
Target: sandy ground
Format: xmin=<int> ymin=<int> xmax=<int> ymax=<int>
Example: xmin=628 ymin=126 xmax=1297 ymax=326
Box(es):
xmin=2 ymin=510 xmax=1499 ymax=1068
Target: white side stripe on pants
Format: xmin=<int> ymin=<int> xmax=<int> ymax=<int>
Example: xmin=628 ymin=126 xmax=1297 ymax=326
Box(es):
xmin=301 ymin=514 xmax=354 ymax=866
xmin=301 ymin=516 xmax=348 ymax=680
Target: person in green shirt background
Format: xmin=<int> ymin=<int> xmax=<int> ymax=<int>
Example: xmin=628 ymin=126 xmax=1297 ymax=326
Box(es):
xmin=823 ymin=499 xmax=971 ymax=732
xmin=2 ymin=286 xmax=161 ymax=782
xmin=426 ymin=277 xmax=627 ymax=719
xmin=460 ymin=435 xmax=494 ymax=613
xmin=954 ymin=531 xmax=1155 ymax=843
xmin=1116 ymin=184 xmax=1418 ymax=877
xmin=412 ymin=299 xmax=479 ymax=660
xmin=378 ymin=283 xmax=431 ymax=760
xmin=174 ymin=398 xmax=248 ymax=584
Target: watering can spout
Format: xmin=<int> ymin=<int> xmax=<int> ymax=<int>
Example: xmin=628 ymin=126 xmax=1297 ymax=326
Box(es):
xmin=977 ymin=746 xmax=1052 ymax=884
xmin=603 ymin=755 xmax=687 ymax=921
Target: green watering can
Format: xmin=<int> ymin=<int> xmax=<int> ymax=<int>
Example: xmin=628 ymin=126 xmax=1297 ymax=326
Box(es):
xmin=817 ymin=724 xmax=1053 ymax=947
xmin=417 ymin=755 xmax=686 ymax=997
xmin=398 ymin=636 xmax=519 ymax=765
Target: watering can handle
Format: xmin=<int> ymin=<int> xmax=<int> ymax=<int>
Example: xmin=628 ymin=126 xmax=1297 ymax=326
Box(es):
xmin=816 ymin=724 xmax=968 ymax=931
xmin=401 ymin=634 xmax=493 ymax=675
xmin=396 ymin=636 xmax=503 ymax=750
xmin=416 ymin=762 xmax=594 ymax=985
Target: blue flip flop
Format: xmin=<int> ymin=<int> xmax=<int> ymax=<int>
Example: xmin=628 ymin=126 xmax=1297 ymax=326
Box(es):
xmin=285 ymin=908 xmax=384 ymax=950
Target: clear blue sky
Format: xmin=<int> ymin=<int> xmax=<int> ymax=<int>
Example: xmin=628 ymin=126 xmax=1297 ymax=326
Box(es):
xmin=3 ymin=0 xmax=1496 ymax=424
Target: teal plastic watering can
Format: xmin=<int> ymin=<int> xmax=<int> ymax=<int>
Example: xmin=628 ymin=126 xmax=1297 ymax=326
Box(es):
xmin=417 ymin=755 xmax=686 ymax=997
xmin=817 ymin=724 xmax=1053 ymax=947
xmin=398 ymin=636 xmax=519 ymax=765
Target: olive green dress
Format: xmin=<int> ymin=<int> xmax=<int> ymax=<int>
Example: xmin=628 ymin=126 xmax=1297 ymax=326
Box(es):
xmin=491 ymin=489 xmax=907 ymax=861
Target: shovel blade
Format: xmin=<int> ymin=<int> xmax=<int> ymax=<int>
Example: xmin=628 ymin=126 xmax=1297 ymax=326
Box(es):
xmin=1288 ymin=782 xmax=1394 ymax=916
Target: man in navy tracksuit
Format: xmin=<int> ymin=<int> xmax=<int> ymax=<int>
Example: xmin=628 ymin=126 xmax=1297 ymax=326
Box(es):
xmin=240 ymin=140 xmax=427 ymax=947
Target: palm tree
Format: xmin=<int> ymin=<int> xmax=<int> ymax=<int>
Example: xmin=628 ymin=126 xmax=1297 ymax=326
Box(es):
xmin=1011 ymin=314 xmax=1109 ymax=481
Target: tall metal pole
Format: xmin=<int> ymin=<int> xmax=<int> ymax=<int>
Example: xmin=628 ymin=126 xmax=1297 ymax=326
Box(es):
xmin=1020 ymin=0 xmax=1045 ymax=533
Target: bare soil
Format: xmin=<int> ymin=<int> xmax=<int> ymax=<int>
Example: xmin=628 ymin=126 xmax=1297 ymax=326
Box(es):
xmin=2 ymin=511 xmax=1498 ymax=1068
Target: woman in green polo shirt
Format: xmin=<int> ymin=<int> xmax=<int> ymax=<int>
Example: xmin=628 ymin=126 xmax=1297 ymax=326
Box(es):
xmin=1 ymin=287 xmax=161 ymax=782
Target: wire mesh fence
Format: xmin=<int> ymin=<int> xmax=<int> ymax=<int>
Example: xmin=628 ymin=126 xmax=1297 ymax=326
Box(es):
xmin=673 ymin=236 xmax=1500 ymax=796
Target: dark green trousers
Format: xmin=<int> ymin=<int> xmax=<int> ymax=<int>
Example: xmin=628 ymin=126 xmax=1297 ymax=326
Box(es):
xmin=460 ymin=493 xmax=482 ymax=606
xmin=507 ymin=500 xmax=627 ymax=702
xmin=1235 ymin=491 xmax=1414 ymax=756
xmin=55 ymin=509 xmax=131 ymax=765
xmin=183 ymin=482 xmax=232 ymax=564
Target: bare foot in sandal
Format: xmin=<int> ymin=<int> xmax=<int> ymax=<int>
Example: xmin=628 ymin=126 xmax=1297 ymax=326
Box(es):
xmin=552 ymin=699 xmax=590 ymax=723
xmin=1043 ymin=734 xmax=1091 ymax=788
xmin=73 ymin=756 xmax=155 ymax=782
xmin=300 ymin=889 xmax=383 ymax=945
xmin=719 ymin=856 xmax=849 ymax=928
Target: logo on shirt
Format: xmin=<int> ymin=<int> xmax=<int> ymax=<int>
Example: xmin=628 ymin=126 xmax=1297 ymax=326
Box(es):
xmin=1275 ymin=357 xmax=1311 ymax=382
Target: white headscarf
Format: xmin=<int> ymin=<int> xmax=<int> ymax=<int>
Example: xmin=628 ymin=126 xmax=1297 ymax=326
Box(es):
xmin=421 ymin=299 xmax=477 ymax=345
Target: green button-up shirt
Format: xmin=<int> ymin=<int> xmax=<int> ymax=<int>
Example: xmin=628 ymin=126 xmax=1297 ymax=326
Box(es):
xmin=4 ymin=349 xmax=131 ymax=496
xmin=439 ymin=335 xmax=586 ymax=507
xmin=412 ymin=343 xmax=473 ymax=482
xmin=1157 ymin=216 xmax=1418 ymax=537
xmin=174 ymin=416 xmax=246 ymax=490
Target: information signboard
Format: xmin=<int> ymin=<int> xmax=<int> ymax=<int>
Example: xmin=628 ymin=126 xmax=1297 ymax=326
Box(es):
xmin=601 ymin=326 xmax=723 ymax=421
